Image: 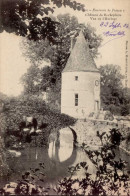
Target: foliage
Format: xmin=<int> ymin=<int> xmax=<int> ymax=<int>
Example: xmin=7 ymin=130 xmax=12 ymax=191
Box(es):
xmin=0 ymin=163 xmax=47 ymax=195
xmin=99 ymin=64 xmax=130 ymax=115
xmin=0 ymin=129 xmax=129 ymax=195
xmin=99 ymin=64 xmax=124 ymax=106
xmin=109 ymin=128 xmax=123 ymax=146
xmin=0 ymin=137 xmax=9 ymax=177
xmin=0 ymin=94 xmax=76 ymax=147
xmin=55 ymin=130 xmax=129 ymax=196
xmin=0 ymin=0 xmax=85 ymax=41
xmin=121 ymin=103 xmax=130 ymax=116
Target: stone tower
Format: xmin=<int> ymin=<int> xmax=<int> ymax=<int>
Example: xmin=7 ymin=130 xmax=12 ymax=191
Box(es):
xmin=61 ymin=31 xmax=100 ymax=118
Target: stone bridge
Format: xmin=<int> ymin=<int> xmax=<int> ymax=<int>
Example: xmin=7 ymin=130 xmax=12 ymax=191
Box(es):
xmin=68 ymin=119 xmax=130 ymax=146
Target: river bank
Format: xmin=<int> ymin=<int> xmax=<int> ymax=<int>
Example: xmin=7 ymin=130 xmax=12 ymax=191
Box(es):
xmin=0 ymin=134 xmax=129 ymax=195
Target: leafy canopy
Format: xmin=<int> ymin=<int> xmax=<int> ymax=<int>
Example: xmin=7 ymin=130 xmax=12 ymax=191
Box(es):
xmin=99 ymin=64 xmax=130 ymax=115
xmin=0 ymin=0 xmax=86 ymax=41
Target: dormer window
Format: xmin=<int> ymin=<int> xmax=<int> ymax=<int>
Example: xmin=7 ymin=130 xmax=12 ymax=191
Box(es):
xmin=75 ymin=76 xmax=78 ymax=81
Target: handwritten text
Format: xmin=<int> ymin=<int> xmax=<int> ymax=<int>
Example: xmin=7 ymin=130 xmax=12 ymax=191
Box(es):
xmin=100 ymin=21 xmax=129 ymax=30
xmin=103 ymin=31 xmax=125 ymax=37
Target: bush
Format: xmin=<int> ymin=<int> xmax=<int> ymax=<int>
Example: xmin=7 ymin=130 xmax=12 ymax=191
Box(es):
xmin=55 ymin=131 xmax=129 ymax=196
xmin=0 ymin=137 xmax=9 ymax=177
xmin=121 ymin=104 xmax=130 ymax=116
xmin=104 ymin=104 xmax=121 ymax=115
xmin=0 ymin=94 xmax=76 ymax=147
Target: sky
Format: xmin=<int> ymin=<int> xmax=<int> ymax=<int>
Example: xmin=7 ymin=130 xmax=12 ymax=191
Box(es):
xmin=0 ymin=32 xmax=30 ymax=96
xmin=0 ymin=0 xmax=130 ymax=96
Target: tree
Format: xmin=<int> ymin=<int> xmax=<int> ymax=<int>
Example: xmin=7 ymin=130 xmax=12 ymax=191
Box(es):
xmin=0 ymin=0 xmax=86 ymax=41
xmin=21 ymin=14 xmax=102 ymax=97
xmin=99 ymin=64 xmax=130 ymax=115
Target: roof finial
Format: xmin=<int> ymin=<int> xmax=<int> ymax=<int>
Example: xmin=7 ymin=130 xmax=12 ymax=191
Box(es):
xmin=77 ymin=28 xmax=85 ymax=40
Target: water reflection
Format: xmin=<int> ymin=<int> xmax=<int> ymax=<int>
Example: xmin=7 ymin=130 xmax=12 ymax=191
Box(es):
xmin=48 ymin=127 xmax=74 ymax=162
xmin=4 ymin=127 xmax=130 ymax=188
xmin=6 ymin=127 xmax=90 ymax=184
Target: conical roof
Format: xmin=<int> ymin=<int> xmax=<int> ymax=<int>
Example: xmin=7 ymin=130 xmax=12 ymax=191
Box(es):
xmin=63 ymin=31 xmax=99 ymax=72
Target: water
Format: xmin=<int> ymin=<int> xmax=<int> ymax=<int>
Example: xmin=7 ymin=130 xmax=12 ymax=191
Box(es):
xmin=1 ymin=127 xmax=130 ymax=190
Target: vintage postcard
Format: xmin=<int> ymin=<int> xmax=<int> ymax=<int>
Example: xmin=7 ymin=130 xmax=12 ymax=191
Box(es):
xmin=0 ymin=0 xmax=130 ymax=195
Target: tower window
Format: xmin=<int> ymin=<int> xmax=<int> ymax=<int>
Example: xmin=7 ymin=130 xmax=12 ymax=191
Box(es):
xmin=75 ymin=76 xmax=78 ymax=81
xmin=75 ymin=93 xmax=78 ymax=106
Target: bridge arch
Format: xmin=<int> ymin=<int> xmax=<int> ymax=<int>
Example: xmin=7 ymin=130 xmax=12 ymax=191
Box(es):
xmin=48 ymin=127 xmax=78 ymax=163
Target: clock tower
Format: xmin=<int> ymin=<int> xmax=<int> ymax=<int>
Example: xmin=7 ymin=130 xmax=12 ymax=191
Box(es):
xmin=61 ymin=31 xmax=100 ymax=118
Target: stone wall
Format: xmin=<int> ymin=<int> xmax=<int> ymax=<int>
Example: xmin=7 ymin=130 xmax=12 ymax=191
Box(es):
xmin=70 ymin=119 xmax=130 ymax=152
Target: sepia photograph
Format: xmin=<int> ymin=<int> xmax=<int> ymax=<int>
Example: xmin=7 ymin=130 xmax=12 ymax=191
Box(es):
xmin=0 ymin=0 xmax=130 ymax=195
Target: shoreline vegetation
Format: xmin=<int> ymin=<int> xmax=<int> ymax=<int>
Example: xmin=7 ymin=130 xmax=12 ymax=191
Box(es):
xmin=0 ymin=128 xmax=129 ymax=195
xmin=0 ymin=94 xmax=130 ymax=195
xmin=0 ymin=94 xmax=76 ymax=180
